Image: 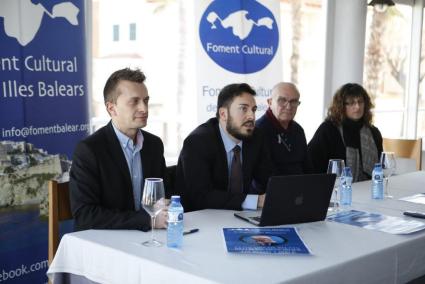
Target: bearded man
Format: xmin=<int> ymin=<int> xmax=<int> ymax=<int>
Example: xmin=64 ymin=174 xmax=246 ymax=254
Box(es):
xmin=176 ymin=83 xmax=272 ymax=211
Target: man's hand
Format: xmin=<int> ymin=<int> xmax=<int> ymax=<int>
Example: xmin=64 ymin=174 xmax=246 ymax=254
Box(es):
xmin=152 ymin=198 xmax=169 ymax=229
xmin=154 ymin=210 xmax=168 ymax=229
xmin=257 ymin=194 xmax=266 ymax=209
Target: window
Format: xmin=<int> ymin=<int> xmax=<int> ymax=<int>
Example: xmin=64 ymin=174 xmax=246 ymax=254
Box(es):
xmin=113 ymin=24 xmax=119 ymax=41
xmin=418 ymin=7 xmax=425 ymax=138
xmin=364 ymin=0 xmax=425 ymax=146
xmin=363 ymin=3 xmax=412 ymax=138
xmin=129 ymin=23 xmax=136 ymax=41
xmin=279 ymin=0 xmax=324 ymax=140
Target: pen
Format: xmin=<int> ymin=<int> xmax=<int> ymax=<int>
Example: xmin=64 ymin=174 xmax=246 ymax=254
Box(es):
xmin=183 ymin=228 xmax=199 ymax=235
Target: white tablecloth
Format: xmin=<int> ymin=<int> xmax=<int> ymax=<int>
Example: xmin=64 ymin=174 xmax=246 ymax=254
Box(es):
xmin=47 ymin=171 xmax=425 ymax=284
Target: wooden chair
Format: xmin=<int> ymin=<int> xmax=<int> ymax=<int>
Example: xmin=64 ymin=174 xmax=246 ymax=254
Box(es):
xmin=48 ymin=180 xmax=72 ymax=265
xmin=383 ymin=138 xmax=422 ymax=171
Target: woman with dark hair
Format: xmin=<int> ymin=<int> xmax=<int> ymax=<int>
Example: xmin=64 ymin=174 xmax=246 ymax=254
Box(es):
xmin=308 ymin=83 xmax=383 ymax=182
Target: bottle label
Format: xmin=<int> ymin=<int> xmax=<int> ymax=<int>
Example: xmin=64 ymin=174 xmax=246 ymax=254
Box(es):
xmin=372 ymin=183 xmax=383 ymax=199
xmin=340 ymin=185 xmax=352 ymax=205
xmin=168 ymin=211 xmax=183 ymax=222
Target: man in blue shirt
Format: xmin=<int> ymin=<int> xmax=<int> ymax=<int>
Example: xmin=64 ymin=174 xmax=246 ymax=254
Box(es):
xmin=70 ymin=68 xmax=168 ymax=231
xmin=256 ymin=82 xmax=312 ymax=175
xmin=176 ymin=83 xmax=272 ymax=211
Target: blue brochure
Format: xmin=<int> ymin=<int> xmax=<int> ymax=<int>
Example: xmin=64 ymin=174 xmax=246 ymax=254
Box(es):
xmin=327 ymin=210 xmax=425 ymax=234
xmin=223 ymin=227 xmax=311 ymax=255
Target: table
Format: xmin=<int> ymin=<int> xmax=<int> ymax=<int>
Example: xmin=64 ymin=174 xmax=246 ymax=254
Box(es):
xmin=47 ymin=172 xmax=425 ymax=284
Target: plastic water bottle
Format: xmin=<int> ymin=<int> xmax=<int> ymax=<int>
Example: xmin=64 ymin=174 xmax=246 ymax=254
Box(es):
xmin=371 ymin=163 xmax=384 ymax=200
xmin=167 ymin=195 xmax=184 ymax=248
xmin=340 ymin=167 xmax=353 ymax=206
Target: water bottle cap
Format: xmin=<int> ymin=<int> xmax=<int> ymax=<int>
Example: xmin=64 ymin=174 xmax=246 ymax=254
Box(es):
xmin=171 ymin=195 xmax=181 ymax=202
xmin=343 ymin=167 xmax=352 ymax=175
xmin=374 ymin=163 xmax=382 ymax=169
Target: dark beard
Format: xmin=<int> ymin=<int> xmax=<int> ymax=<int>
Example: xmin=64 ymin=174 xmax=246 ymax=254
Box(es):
xmin=226 ymin=117 xmax=254 ymax=140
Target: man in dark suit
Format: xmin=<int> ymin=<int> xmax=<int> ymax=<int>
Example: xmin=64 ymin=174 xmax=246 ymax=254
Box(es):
xmin=176 ymin=83 xmax=272 ymax=211
xmin=70 ymin=68 xmax=168 ymax=231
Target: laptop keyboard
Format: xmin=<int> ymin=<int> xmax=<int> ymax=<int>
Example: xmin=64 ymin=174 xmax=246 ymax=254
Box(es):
xmin=250 ymin=216 xmax=261 ymax=222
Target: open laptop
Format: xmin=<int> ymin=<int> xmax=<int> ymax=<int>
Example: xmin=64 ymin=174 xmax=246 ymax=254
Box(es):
xmin=234 ymin=173 xmax=336 ymax=226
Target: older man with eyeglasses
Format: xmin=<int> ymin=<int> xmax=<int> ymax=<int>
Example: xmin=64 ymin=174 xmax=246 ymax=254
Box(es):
xmin=256 ymin=82 xmax=313 ymax=175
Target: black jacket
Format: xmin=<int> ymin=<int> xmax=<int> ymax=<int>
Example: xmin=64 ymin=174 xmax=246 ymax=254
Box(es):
xmin=176 ymin=118 xmax=272 ymax=212
xmin=256 ymin=113 xmax=312 ymax=175
xmin=308 ymin=120 xmax=383 ymax=174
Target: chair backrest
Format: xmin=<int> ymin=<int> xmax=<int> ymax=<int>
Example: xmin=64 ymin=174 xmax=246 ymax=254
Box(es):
xmin=383 ymin=138 xmax=422 ymax=171
xmin=48 ymin=180 xmax=72 ymax=265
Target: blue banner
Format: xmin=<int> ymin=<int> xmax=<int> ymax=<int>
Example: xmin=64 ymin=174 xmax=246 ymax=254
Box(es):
xmin=199 ymin=0 xmax=279 ymax=74
xmin=195 ymin=0 xmax=282 ymax=124
xmin=0 ymin=0 xmax=88 ymax=282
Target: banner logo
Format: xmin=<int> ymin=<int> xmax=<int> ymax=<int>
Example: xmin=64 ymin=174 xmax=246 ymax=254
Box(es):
xmin=0 ymin=0 xmax=79 ymax=46
xmin=199 ymin=0 xmax=279 ymax=74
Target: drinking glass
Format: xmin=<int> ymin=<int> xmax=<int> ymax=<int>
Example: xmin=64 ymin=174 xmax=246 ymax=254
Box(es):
xmin=327 ymin=159 xmax=345 ymax=212
xmin=141 ymin=178 xmax=165 ymax=247
xmin=380 ymin=152 xmax=397 ymax=199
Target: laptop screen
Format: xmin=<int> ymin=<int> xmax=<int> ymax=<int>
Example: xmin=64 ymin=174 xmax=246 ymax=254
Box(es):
xmin=235 ymin=173 xmax=336 ymax=226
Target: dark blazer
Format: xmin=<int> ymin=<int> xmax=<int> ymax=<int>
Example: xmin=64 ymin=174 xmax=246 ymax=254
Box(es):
xmin=69 ymin=121 xmax=166 ymax=231
xmin=176 ymin=118 xmax=272 ymax=212
xmin=308 ymin=120 xmax=383 ymax=174
xmin=256 ymin=113 xmax=313 ymax=175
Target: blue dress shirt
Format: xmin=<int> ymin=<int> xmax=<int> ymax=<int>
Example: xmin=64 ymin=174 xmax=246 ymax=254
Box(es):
xmin=112 ymin=123 xmax=144 ymax=210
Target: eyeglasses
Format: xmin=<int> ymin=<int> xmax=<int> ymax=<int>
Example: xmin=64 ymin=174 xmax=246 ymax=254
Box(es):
xmin=276 ymin=97 xmax=301 ymax=107
xmin=344 ymin=99 xmax=364 ymax=107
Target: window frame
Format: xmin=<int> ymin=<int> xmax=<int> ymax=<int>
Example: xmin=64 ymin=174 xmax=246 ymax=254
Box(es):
xmin=112 ymin=24 xmax=120 ymax=42
xmin=129 ymin=23 xmax=136 ymax=41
